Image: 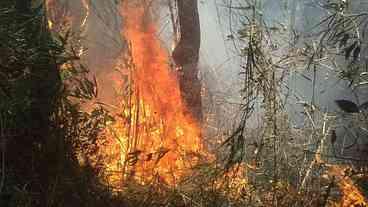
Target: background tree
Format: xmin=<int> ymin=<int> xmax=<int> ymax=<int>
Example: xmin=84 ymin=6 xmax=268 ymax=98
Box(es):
xmin=172 ymin=0 xmax=202 ymax=123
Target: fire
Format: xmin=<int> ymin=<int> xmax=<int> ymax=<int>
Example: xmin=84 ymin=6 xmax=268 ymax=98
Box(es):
xmin=216 ymin=164 xmax=248 ymax=199
xmin=45 ymin=0 xmax=55 ymax=30
xmin=97 ymin=1 xmax=206 ymax=186
xmin=327 ymin=165 xmax=367 ymax=207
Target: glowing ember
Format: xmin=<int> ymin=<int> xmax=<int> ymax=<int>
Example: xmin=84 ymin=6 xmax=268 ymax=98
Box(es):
xmin=98 ymin=1 xmax=206 ymax=186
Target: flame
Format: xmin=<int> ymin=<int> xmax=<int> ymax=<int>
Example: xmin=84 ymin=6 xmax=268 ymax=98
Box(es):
xmin=97 ymin=1 xmax=206 ymax=186
xmin=45 ymin=0 xmax=55 ymax=29
xmin=215 ymin=164 xmax=248 ymax=199
xmin=48 ymin=19 xmax=53 ymax=29
xmin=327 ymin=165 xmax=367 ymax=207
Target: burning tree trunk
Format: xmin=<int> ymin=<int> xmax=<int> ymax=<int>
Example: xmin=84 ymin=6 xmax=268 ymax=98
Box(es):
xmin=172 ymin=0 xmax=202 ymax=123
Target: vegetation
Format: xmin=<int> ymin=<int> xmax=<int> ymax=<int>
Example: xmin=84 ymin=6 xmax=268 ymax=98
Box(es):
xmin=0 ymin=0 xmax=366 ymax=206
xmin=223 ymin=0 xmax=368 ymax=206
xmin=0 ymin=1 xmax=121 ymax=206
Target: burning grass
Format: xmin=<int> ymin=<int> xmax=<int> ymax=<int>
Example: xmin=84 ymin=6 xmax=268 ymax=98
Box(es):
xmin=82 ymin=1 xmax=368 ymax=206
xmin=38 ymin=0 xmax=368 ymax=206
xmin=95 ymin=1 xmax=208 ymax=187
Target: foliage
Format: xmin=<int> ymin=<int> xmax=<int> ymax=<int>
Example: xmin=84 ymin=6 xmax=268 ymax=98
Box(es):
xmin=0 ymin=0 xmax=367 ymax=206
xmin=222 ymin=0 xmax=368 ymax=206
xmin=0 ymin=1 xmax=121 ymax=206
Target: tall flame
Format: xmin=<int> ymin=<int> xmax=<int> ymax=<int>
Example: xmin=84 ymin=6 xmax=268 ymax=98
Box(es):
xmin=98 ymin=1 xmax=206 ymax=186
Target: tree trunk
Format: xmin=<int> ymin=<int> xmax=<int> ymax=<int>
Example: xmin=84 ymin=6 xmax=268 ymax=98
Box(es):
xmin=172 ymin=0 xmax=202 ymax=123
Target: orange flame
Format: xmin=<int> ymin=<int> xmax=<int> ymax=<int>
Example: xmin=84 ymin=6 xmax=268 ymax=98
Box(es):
xmin=97 ymin=1 xmax=206 ymax=186
xmin=328 ymin=166 xmax=367 ymax=207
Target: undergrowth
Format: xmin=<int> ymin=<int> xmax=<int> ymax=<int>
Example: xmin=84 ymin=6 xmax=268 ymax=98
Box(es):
xmin=0 ymin=0 xmax=367 ymax=207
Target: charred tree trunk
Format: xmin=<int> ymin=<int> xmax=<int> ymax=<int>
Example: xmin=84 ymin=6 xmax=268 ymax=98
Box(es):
xmin=172 ymin=0 xmax=202 ymax=123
